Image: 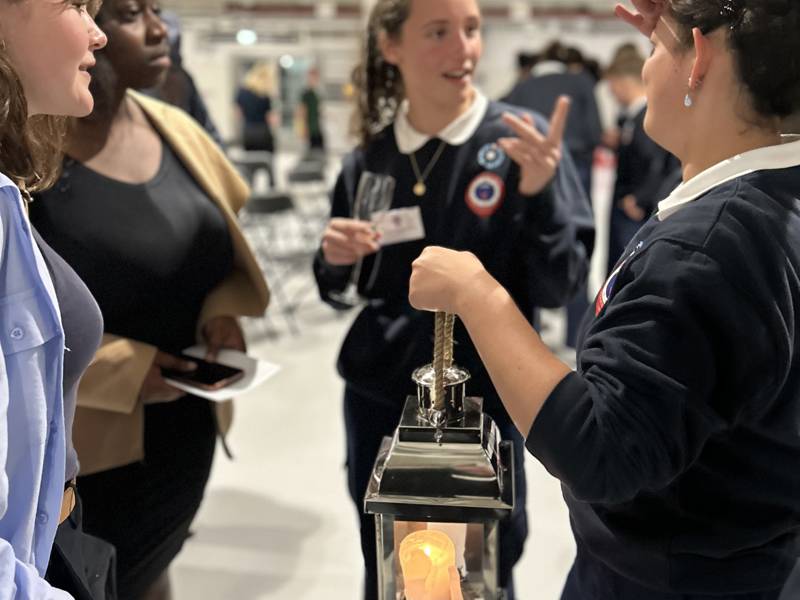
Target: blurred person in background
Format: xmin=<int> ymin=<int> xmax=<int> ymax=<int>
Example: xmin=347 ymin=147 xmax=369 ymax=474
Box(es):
xmin=582 ymin=57 xmax=602 ymax=84
xmin=504 ymin=41 xmax=602 ymax=197
xmin=564 ymin=46 xmax=586 ymax=76
xmin=504 ymin=40 xmax=603 ymax=349
xmin=141 ymin=10 xmax=223 ymax=148
xmin=605 ymin=47 xmax=678 ymax=273
xmin=235 ymin=61 xmax=276 ymax=153
xmin=600 ymin=41 xmax=647 ymax=149
xmin=313 ymin=0 xmax=593 ymax=598
xmin=30 ymin=1 xmax=270 ymax=599
xmin=297 ymin=66 xmax=325 ymax=155
xmin=500 ymin=51 xmax=538 ymax=101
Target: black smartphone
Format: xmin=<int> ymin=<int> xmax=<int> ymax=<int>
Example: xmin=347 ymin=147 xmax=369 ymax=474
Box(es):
xmin=161 ymin=354 xmax=245 ymax=391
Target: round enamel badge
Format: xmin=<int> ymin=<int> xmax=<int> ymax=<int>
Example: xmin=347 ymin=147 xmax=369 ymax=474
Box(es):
xmin=477 ymin=143 xmax=506 ymax=170
xmin=465 ymin=172 xmax=505 ymax=217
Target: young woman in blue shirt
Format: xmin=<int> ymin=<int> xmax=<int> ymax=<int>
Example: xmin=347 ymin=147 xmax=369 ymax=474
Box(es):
xmin=0 ymin=1 xmax=107 ymax=598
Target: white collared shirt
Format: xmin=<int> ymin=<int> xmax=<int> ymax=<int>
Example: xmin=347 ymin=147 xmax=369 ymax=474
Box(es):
xmin=532 ymin=60 xmax=568 ymax=78
xmin=657 ymin=138 xmax=800 ymax=221
xmin=624 ymin=96 xmax=648 ymax=120
xmin=393 ymin=90 xmax=489 ymax=155
xmin=0 ymin=171 xmax=71 ymax=595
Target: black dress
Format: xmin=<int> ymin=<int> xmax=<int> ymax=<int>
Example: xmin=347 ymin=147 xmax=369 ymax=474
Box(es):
xmin=236 ymin=88 xmax=274 ymax=152
xmin=31 ymin=140 xmax=234 ymax=600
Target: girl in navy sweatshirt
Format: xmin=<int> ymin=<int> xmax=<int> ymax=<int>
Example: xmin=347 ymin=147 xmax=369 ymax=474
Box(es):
xmin=313 ymin=0 xmax=594 ymax=597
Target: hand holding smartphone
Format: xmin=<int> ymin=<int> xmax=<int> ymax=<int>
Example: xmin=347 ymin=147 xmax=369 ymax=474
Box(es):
xmin=161 ymin=354 xmax=245 ymax=391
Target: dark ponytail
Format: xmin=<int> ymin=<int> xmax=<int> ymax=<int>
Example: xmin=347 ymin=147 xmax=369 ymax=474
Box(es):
xmin=350 ymin=0 xmax=411 ymax=147
xmin=669 ymin=0 xmax=800 ymax=120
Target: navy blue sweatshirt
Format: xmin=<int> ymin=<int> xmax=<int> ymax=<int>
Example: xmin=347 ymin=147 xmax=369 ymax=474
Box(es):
xmin=528 ymin=163 xmax=800 ymax=594
xmin=314 ymin=101 xmax=594 ymax=415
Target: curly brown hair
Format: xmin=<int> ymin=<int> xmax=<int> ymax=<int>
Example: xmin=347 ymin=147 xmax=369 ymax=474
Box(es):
xmin=0 ymin=0 xmax=103 ymax=195
xmin=350 ymin=0 xmax=411 ymax=147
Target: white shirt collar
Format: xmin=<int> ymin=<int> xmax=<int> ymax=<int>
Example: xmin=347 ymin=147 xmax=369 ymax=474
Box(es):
xmin=625 ymin=96 xmax=647 ymax=119
xmin=394 ymin=90 xmax=489 ymax=154
xmin=657 ymin=138 xmax=800 ymax=221
xmin=532 ymin=61 xmax=568 ymax=78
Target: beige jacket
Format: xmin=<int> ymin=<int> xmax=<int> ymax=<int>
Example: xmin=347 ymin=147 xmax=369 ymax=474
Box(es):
xmin=73 ymin=90 xmax=270 ymax=475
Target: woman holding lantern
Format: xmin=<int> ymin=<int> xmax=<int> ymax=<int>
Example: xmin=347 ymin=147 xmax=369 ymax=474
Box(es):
xmin=410 ymin=0 xmax=800 ymax=598
xmin=313 ymin=0 xmax=594 ymax=597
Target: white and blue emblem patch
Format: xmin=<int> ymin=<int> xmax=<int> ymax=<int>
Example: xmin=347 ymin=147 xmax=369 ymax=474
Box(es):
xmin=595 ymin=241 xmax=644 ymax=316
xmin=477 ymin=143 xmax=506 ymax=170
xmin=465 ymin=172 xmax=505 ymax=218
xmin=595 ymin=260 xmax=626 ymax=316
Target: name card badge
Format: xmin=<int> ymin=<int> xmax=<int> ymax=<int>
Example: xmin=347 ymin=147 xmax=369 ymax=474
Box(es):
xmin=372 ymin=206 xmax=426 ymax=246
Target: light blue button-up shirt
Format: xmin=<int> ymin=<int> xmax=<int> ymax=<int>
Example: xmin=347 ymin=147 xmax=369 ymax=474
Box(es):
xmin=0 ymin=173 xmax=71 ymax=599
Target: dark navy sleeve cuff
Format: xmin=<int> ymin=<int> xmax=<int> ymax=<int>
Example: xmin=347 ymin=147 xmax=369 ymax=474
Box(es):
xmin=525 ymin=371 xmax=589 ymax=483
xmin=521 ymin=181 xmax=557 ymax=223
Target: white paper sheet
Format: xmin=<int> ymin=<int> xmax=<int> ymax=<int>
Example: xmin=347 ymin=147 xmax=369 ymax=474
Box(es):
xmin=163 ymin=345 xmax=281 ymax=403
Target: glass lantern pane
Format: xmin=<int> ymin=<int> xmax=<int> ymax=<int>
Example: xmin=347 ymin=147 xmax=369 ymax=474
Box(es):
xmin=389 ymin=520 xmax=493 ymax=600
xmin=376 ymin=514 xmax=396 ymax=599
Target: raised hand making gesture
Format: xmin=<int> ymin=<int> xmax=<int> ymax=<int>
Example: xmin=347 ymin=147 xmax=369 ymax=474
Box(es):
xmin=499 ymin=96 xmax=571 ymax=196
xmin=408 ymin=95 xmax=576 ymax=313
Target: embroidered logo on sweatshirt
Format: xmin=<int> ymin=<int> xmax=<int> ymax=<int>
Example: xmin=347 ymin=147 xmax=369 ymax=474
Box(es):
xmin=595 ymin=260 xmax=626 ymax=316
xmin=595 ymin=241 xmax=644 ymax=316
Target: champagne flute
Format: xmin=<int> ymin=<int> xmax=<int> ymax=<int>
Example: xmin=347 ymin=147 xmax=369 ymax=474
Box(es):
xmin=329 ymin=172 xmax=396 ymax=307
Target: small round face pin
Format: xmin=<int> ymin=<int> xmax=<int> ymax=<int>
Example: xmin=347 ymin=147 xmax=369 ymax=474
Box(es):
xmin=477 ymin=143 xmax=507 ymax=171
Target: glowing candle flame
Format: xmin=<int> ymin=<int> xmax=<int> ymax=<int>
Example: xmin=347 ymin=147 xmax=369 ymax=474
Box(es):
xmin=399 ymin=530 xmax=456 ymax=600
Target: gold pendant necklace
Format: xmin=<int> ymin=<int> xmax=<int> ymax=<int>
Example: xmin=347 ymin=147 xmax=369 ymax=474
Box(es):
xmin=409 ymin=140 xmax=448 ymax=197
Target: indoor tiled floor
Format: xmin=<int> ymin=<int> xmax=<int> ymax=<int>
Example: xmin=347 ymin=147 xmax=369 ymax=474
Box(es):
xmin=168 ymin=152 xmax=616 ymax=599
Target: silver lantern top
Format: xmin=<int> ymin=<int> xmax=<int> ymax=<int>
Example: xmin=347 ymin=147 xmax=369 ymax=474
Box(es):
xmin=364 ymin=312 xmax=514 ymax=523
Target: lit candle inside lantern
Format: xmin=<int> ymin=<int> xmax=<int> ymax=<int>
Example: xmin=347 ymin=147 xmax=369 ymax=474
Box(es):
xmin=399 ymin=530 xmax=457 ymax=600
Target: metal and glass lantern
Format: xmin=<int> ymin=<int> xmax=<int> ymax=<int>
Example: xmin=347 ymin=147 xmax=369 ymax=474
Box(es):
xmin=365 ymin=313 xmax=515 ymax=600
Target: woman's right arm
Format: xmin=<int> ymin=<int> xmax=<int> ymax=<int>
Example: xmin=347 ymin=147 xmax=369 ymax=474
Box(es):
xmin=411 ymin=238 xmax=773 ymax=506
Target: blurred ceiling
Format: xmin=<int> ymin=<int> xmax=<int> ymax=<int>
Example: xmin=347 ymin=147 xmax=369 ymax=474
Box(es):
xmin=166 ymin=0 xmax=618 ymax=17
